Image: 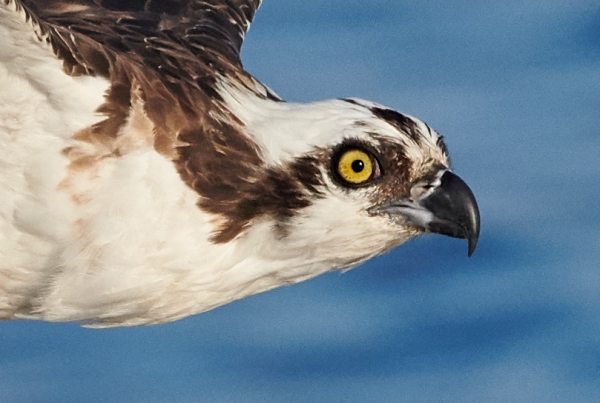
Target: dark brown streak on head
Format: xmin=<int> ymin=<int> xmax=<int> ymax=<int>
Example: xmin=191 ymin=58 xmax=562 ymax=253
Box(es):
xmin=369 ymin=135 xmax=414 ymax=206
xmin=371 ymin=107 xmax=422 ymax=145
xmin=436 ymin=134 xmax=450 ymax=163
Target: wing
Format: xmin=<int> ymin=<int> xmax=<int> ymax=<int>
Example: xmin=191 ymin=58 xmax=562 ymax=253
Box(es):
xmin=16 ymin=0 xmax=261 ymax=77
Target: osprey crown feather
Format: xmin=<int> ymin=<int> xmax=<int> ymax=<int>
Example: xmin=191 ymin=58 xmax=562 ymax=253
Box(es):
xmin=0 ymin=0 xmax=480 ymax=327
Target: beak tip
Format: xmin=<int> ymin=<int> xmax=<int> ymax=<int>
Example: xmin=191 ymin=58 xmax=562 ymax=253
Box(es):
xmin=467 ymin=237 xmax=478 ymax=257
xmin=466 ymin=203 xmax=480 ymax=258
xmin=466 ymin=207 xmax=480 ymax=258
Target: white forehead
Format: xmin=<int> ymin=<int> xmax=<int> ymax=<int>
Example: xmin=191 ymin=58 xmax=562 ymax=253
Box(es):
xmin=217 ymin=81 xmax=445 ymax=166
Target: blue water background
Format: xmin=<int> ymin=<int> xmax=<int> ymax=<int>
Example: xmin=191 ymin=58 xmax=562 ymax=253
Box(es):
xmin=1 ymin=1 xmax=599 ymax=401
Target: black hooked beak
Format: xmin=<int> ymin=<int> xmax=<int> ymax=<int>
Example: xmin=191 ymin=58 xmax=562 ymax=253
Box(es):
xmin=370 ymin=171 xmax=480 ymax=256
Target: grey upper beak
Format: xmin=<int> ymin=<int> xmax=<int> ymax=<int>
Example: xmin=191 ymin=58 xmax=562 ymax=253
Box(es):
xmin=370 ymin=171 xmax=480 ymax=256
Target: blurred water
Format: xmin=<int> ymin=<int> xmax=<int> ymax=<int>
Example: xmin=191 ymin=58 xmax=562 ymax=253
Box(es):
xmin=1 ymin=1 xmax=599 ymax=402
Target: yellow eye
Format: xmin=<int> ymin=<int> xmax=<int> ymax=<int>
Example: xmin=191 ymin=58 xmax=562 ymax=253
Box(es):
xmin=336 ymin=149 xmax=374 ymax=184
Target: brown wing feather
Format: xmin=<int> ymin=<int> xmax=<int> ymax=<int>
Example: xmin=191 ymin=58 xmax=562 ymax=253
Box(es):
xmin=18 ymin=0 xmax=261 ymax=77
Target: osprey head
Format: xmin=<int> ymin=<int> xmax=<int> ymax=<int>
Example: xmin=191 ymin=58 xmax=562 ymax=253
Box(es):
xmin=209 ymin=91 xmax=480 ymax=271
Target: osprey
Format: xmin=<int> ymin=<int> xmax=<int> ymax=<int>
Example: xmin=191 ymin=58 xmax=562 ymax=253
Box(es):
xmin=0 ymin=0 xmax=480 ymax=327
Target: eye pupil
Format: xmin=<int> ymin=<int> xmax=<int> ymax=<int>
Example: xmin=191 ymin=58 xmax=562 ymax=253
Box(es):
xmin=351 ymin=160 xmax=365 ymax=173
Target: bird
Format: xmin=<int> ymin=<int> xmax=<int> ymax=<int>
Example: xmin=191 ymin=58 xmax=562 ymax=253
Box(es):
xmin=0 ymin=0 xmax=480 ymax=328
